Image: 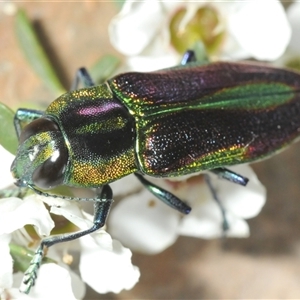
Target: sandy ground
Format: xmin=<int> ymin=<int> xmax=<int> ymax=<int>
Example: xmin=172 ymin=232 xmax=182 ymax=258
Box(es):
xmin=1 ymin=2 xmax=300 ymax=299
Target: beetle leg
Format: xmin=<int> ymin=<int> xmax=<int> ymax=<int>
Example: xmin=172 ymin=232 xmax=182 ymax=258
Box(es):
xmin=210 ymin=167 xmax=249 ymax=186
xmin=19 ymin=185 xmax=113 ymax=294
xmin=135 ymin=173 xmax=191 ymax=214
xmin=71 ymin=67 xmax=95 ymax=90
xmin=180 ymin=50 xmax=197 ymax=65
xmin=204 ymin=174 xmax=229 ymax=234
xmin=14 ymin=109 xmax=44 ymax=139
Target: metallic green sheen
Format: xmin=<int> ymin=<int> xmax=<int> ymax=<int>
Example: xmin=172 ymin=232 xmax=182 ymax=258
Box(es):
xmin=109 ymin=61 xmax=300 ymax=177
xmin=45 ymin=85 xmax=137 ymax=187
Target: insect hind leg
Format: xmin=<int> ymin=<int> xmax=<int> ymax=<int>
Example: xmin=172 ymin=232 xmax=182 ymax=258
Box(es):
xmin=206 ymin=168 xmax=250 ymax=235
xmin=19 ymin=185 xmax=113 ymax=294
xmin=135 ymin=173 xmax=191 ymax=214
xmin=204 ymin=174 xmax=229 ymax=235
xmin=210 ymin=167 xmax=249 ymax=186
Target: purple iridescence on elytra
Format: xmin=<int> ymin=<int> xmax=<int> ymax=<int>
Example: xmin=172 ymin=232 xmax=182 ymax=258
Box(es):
xmin=78 ymin=102 xmax=123 ymax=116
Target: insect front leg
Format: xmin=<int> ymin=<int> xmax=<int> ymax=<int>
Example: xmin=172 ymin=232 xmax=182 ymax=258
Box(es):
xmin=135 ymin=173 xmax=191 ymax=214
xmin=181 ymin=43 xmax=209 ymax=65
xmin=19 ymin=185 xmax=113 ymax=294
xmin=14 ymin=109 xmax=44 ymax=139
xmin=70 ymin=67 xmax=95 ymax=90
xmin=180 ymin=50 xmax=197 ymax=65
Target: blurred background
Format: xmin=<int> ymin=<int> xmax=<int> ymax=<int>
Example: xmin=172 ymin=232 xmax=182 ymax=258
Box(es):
xmin=1 ymin=1 xmax=300 ymax=299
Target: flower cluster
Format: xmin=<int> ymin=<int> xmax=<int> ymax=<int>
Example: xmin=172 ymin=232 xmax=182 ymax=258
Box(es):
xmin=109 ymin=0 xmax=294 ymax=71
xmin=1 ymin=1 xmax=300 ymax=298
xmin=0 ymin=145 xmax=139 ymax=299
xmin=107 ymin=0 xmax=300 ymax=255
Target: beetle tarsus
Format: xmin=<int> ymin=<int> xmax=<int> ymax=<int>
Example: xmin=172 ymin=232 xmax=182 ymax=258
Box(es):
xmin=19 ymin=185 xmax=113 ymax=294
xmin=19 ymin=245 xmax=44 ymax=294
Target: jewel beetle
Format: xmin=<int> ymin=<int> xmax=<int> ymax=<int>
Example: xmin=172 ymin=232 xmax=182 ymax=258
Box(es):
xmin=10 ymin=50 xmax=300 ymax=293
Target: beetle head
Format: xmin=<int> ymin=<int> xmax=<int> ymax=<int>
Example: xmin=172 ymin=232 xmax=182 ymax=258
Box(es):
xmin=11 ymin=117 xmax=69 ymax=190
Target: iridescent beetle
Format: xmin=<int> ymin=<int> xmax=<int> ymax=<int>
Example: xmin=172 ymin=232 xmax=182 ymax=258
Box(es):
xmin=11 ymin=50 xmax=300 ymax=293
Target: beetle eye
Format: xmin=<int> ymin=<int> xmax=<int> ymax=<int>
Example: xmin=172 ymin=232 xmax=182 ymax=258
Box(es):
xmin=32 ymin=142 xmax=68 ymax=190
xmin=20 ymin=118 xmax=60 ymax=143
xmin=19 ymin=117 xmax=69 ymax=190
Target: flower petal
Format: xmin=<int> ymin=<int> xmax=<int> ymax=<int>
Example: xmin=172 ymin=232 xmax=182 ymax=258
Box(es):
xmin=51 ymin=200 xmax=114 ymax=252
xmin=109 ymin=0 xmax=165 ymax=56
xmin=68 ymin=265 xmax=86 ymax=300
xmin=287 ymin=2 xmax=300 ymax=52
xmin=0 ymin=235 xmax=13 ymax=293
xmin=228 ymin=1 xmax=291 ymax=60
xmin=50 ymin=201 xmax=91 ymax=230
xmin=177 ymin=165 xmax=265 ymax=238
xmin=110 ymin=174 xmax=142 ymax=198
xmin=125 ymin=54 xmax=178 ymax=72
xmin=219 ymin=165 xmax=266 ymax=219
xmin=79 ymin=234 xmax=140 ymax=294
xmin=1 ymin=288 xmax=32 ymax=299
xmin=14 ymin=264 xmax=81 ymax=299
xmin=0 ymin=195 xmax=54 ymax=236
xmin=178 ymin=199 xmax=250 ymax=238
xmin=108 ymin=189 xmax=181 ymax=254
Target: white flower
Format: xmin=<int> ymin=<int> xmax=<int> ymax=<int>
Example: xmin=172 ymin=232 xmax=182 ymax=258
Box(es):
xmin=51 ymin=201 xmax=140 ymax=294
xmin=286 ymin=2 xmax=300 ymax=54
xmin=108 ymin=165 xmax=266 ymax=254
xmin=79 ymin=235 xmax=140 ymax=294
xmin=0 ymin=194 xmax=85 ymax=299
xmin=0 ymin=195 xmax=54 ymax=237
xmin=0 ymin=234 xmax=12 ymax=293
xmin=272 ymin=2 xmax=300 ymax=69
xmin=177 ymin=165 xmax=266 ymax=239
xmin=11 ymin=264 xmax=84 ymax=300
xmin=108 ymin=187 xmax=181 ymax=254
xmin=0 ymin=144 xmax=139 ymax=297
xmin=109 ymin=0 xmax=291 ymax=71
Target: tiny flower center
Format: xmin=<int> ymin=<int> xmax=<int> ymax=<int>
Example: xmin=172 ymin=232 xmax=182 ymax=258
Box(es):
xmin=169 ymin=6 xmax=225 ymax=55
xmin=148 ymin=199 xmax=156 ymax=207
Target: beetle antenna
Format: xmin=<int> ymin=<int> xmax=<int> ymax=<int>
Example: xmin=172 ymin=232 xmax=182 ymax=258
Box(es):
xmin=27 ymin=184 xmax=103 ymax=202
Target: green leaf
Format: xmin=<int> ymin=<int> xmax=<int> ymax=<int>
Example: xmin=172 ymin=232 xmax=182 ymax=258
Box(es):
xmin=114 ymin=0 xmax=126 ymax=10
xmin=90 ymin=54 xmax=121 ymax=84
xmin=15 ymin=9 xmax=66 ymax=96
xmin=0 ymin=103 xmax=17 ymax=154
